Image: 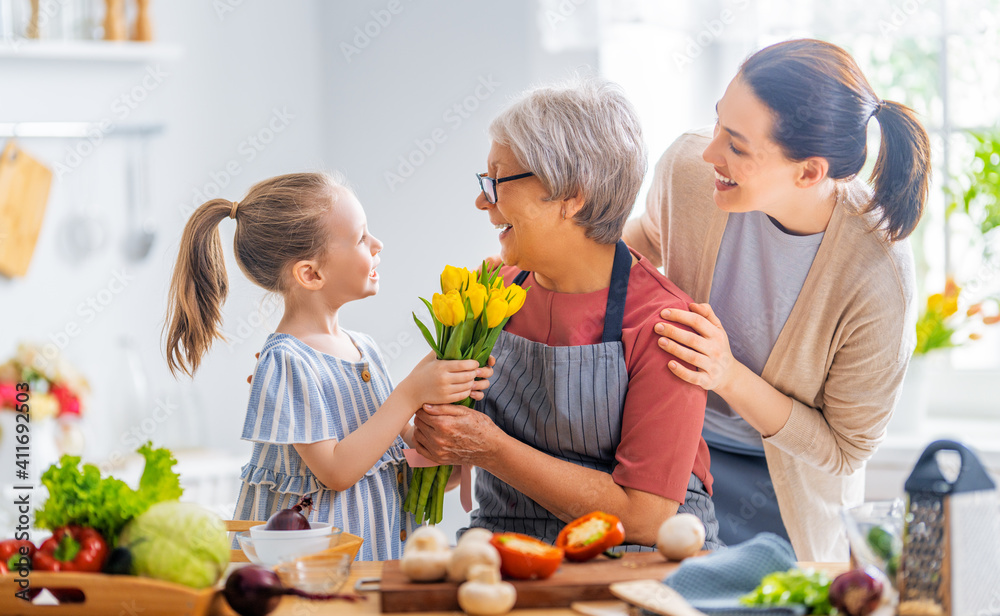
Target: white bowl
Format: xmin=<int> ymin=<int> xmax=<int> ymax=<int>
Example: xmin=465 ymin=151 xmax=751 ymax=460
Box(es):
xmin=249 ymin=521 xmax=335 ymax=540
xmin=237 ymin=530 xmax=342 ymax=568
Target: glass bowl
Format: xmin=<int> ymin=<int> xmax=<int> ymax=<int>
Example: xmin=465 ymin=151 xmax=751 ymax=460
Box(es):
xmin=275 ymin=552 xmax=352 ymax=594
xmin=237 ymin=529 xmax=342 ymax=568
xmin=841 ymin=498 xmax=904 ymax=587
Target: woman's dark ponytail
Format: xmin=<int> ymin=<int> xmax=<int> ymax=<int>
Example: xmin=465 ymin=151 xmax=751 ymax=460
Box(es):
xmin=870 ymin=100 xmax=931 ymax=241
xmin=739 ymin=39 xmax=932 ymax=242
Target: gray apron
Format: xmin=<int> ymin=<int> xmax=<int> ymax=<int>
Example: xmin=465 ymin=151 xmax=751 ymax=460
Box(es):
xmin=469 ymin=240 xmax=722 ymax=550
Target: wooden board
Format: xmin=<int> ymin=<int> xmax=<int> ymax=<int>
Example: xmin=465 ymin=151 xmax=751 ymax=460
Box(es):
xmin=380 ymin=552 xmax=686 ymax=613
xmin=0 ymin=140 xmax=53 ymax=278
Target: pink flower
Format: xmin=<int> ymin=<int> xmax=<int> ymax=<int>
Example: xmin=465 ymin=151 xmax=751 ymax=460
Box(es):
xmin=50 ymin=384 xmax=82 ymax=417
xmin=0 ymin=382 xmax=18 ymax=408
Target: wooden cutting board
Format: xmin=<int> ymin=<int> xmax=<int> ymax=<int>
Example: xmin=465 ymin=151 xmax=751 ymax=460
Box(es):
xmin=0 ymin=140 xmax=53 ymax=278
xmin=380 ymin=552 xmax=690 ymax=613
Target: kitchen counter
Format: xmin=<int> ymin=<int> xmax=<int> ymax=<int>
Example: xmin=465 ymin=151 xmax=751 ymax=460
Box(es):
xmin=219 ymin=560 xmax=849 ymax=616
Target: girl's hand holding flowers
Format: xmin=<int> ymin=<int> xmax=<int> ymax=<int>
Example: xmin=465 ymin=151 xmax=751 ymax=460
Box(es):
xmin=400 ymin=353 xmax=493 ymax=407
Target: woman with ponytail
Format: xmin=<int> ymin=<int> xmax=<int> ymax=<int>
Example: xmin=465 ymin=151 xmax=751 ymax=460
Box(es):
xmin=165 ymin=173 xmax=493 ymax=560
xmin=624 ymin=39 xmax=930 ymax=561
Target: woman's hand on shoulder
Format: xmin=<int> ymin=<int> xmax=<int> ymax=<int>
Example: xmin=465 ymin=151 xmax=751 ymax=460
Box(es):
xmin=398 ymin=352 xmax=494 ymax=409
xmin=654 ymin=303 xmax=742 ymax=394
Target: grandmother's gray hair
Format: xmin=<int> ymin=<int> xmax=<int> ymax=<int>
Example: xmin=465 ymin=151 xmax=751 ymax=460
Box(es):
xmin=488 ymin=76 xmax=647 ymax=244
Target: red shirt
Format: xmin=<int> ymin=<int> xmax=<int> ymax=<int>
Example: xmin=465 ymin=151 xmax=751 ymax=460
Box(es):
xmin=500 ymin=249 xmax=713 ymax=503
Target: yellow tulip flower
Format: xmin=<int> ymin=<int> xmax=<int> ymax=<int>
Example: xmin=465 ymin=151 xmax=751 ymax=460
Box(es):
xmin=432 ymin=290 xmax=466 ymax=326
xmin=441 ymin=265 xmax=471 ymax=295
xmin=504 ymin=284 xmax=527 ymax=317
xmin=465 ymin=282 xmax=488 ymax=318
xmin=485 ymin=295 xmax=508 ymax=328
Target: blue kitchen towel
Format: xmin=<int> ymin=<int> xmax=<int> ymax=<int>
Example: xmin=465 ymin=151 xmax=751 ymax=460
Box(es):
xmin=661 ymin=532 xmax=803 ymax=615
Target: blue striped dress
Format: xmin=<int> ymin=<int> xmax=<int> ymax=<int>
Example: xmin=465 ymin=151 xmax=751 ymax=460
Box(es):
xmin=232 ymin=331 xmax=413 ymax=561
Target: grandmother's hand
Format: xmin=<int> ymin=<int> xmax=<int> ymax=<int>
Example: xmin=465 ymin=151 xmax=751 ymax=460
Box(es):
xmin=412 ymin=403 xmax=503 ymax=467
xmin=654 ymin=303 xmax=741 ymax=393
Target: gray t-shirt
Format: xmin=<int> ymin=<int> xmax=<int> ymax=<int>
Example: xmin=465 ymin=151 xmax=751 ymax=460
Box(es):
xmin=703 ymin=211 xmax=824 ymax=453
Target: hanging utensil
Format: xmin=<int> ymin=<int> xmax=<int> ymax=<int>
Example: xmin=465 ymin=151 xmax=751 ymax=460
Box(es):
xmin=123 ymin=136 xmax=155 ymax=262
xmin=59 ymin=159 xmax=106 ymax=262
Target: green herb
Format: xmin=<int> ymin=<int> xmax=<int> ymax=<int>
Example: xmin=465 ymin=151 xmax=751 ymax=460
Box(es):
xmin=740 ymin=568 xmax=834 ymax=615
xmin=35 ymin=442 xmax=183 ymax=544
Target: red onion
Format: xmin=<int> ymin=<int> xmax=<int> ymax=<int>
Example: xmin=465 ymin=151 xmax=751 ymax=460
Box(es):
xmin=829 ymin=568 xmax=884 ymax=616
xmin=223 ymin=565 xmax=363 ymax=616
xmin=264 ymin=496 xmax=313 ymax=530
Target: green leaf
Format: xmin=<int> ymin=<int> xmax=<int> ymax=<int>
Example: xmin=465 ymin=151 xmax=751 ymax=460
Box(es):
xmin=35 ymin=443 xmax=183 ymax=545
xmin=419 ymin=297 xmax=442 ymax=346
xmin=443 ymin=321 xmax=468 ymax=360
xmin=413 ymin=313 xmax=441 ymax=356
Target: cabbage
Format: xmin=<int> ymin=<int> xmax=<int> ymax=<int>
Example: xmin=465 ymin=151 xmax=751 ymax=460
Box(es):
xmin=119 ymin=501 xmax=230 ymax=588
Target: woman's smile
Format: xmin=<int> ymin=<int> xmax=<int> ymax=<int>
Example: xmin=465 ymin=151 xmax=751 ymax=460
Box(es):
xmin=493 ymin=220 xmax=513 ymax=240
xmin=714 ymin=168 xmax=738 ymax=192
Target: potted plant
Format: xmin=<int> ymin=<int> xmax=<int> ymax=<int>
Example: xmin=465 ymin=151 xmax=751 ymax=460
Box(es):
xmin=892 ymin=127 xmax=1000 ymax=435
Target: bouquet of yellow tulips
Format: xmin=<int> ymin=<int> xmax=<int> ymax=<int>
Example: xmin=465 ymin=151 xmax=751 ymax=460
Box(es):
xmin=403 ymin=262 xmax=527 ymax=525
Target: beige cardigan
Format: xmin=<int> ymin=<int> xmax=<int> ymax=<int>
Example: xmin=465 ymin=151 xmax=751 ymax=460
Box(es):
xmin=623 ymin=130 xmax=917 ymax=562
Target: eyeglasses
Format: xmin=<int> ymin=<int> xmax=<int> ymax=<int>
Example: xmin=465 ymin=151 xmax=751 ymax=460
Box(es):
xmin=476 ymin=172 xmax=534 ymax=204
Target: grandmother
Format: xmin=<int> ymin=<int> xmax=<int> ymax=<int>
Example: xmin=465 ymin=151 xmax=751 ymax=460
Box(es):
xmin=412 ymin=77 xmax=722 ymax=549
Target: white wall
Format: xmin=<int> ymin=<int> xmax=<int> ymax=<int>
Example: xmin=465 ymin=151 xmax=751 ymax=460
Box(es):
xmin=0 ymin=0 xmax=328 ymax=467
xmin=1 ymin=0 xmax=599 ymax=537
xmin=317 ymin=1 xmax=598 ymax=538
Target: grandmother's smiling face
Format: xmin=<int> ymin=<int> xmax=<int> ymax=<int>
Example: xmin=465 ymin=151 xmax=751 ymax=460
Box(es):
xmin=475 ymin=142 xmax=560 ymax=271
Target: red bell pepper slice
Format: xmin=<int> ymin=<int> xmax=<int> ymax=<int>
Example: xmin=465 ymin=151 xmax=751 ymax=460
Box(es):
xmin=490 ymin=533 xmax=563 ymax=580
xmin=34 ymin=526 xmax=108 ymax=573
xmin=555 ymin=511 xmax=625 ymax=562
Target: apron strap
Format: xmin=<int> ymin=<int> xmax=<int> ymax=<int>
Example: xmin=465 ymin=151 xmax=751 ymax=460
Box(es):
xmin=602 ymin=239 xmax=631 ymax=344
xmin=508 ymin=239 xmax=632 ymax=342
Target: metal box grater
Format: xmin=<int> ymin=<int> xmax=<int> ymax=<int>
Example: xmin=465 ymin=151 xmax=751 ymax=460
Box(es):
xmin=900 ymin=440 xmax=1000 ymax=616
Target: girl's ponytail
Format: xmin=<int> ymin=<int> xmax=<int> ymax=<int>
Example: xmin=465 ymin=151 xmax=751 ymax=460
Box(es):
xmin=165 ymin=198 xmax=234 ymax=377
xmin=869 ymin=100 xmax=932 ymax=242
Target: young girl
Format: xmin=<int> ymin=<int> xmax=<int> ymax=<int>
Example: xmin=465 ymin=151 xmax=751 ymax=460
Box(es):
xmin=164 ymin=172 xmax=492 ymax=560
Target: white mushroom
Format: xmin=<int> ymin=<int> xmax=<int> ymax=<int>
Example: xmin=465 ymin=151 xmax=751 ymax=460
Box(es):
xmin=656 ymin=513 xmax=706 ymax=561
xmin=458 ymin=564 xmax=517 ymax=616
xmin=458 ymin=527 xmax=495 ymax=545
xmin=400 ymin=525 xmax=452 ymax=582
xmin=448 ymin=534 xmax=501 ymax=582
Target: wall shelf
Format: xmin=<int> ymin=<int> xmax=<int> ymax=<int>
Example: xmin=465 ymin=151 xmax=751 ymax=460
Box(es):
xmin=0 ymin=39 xmax=181 ymax=62
xmin=0 ymin=122 xmax=164 ymax=138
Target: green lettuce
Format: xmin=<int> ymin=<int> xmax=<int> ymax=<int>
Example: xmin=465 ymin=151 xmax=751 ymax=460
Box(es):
xmin=35 ymin=442 xmax=183 ymax=543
